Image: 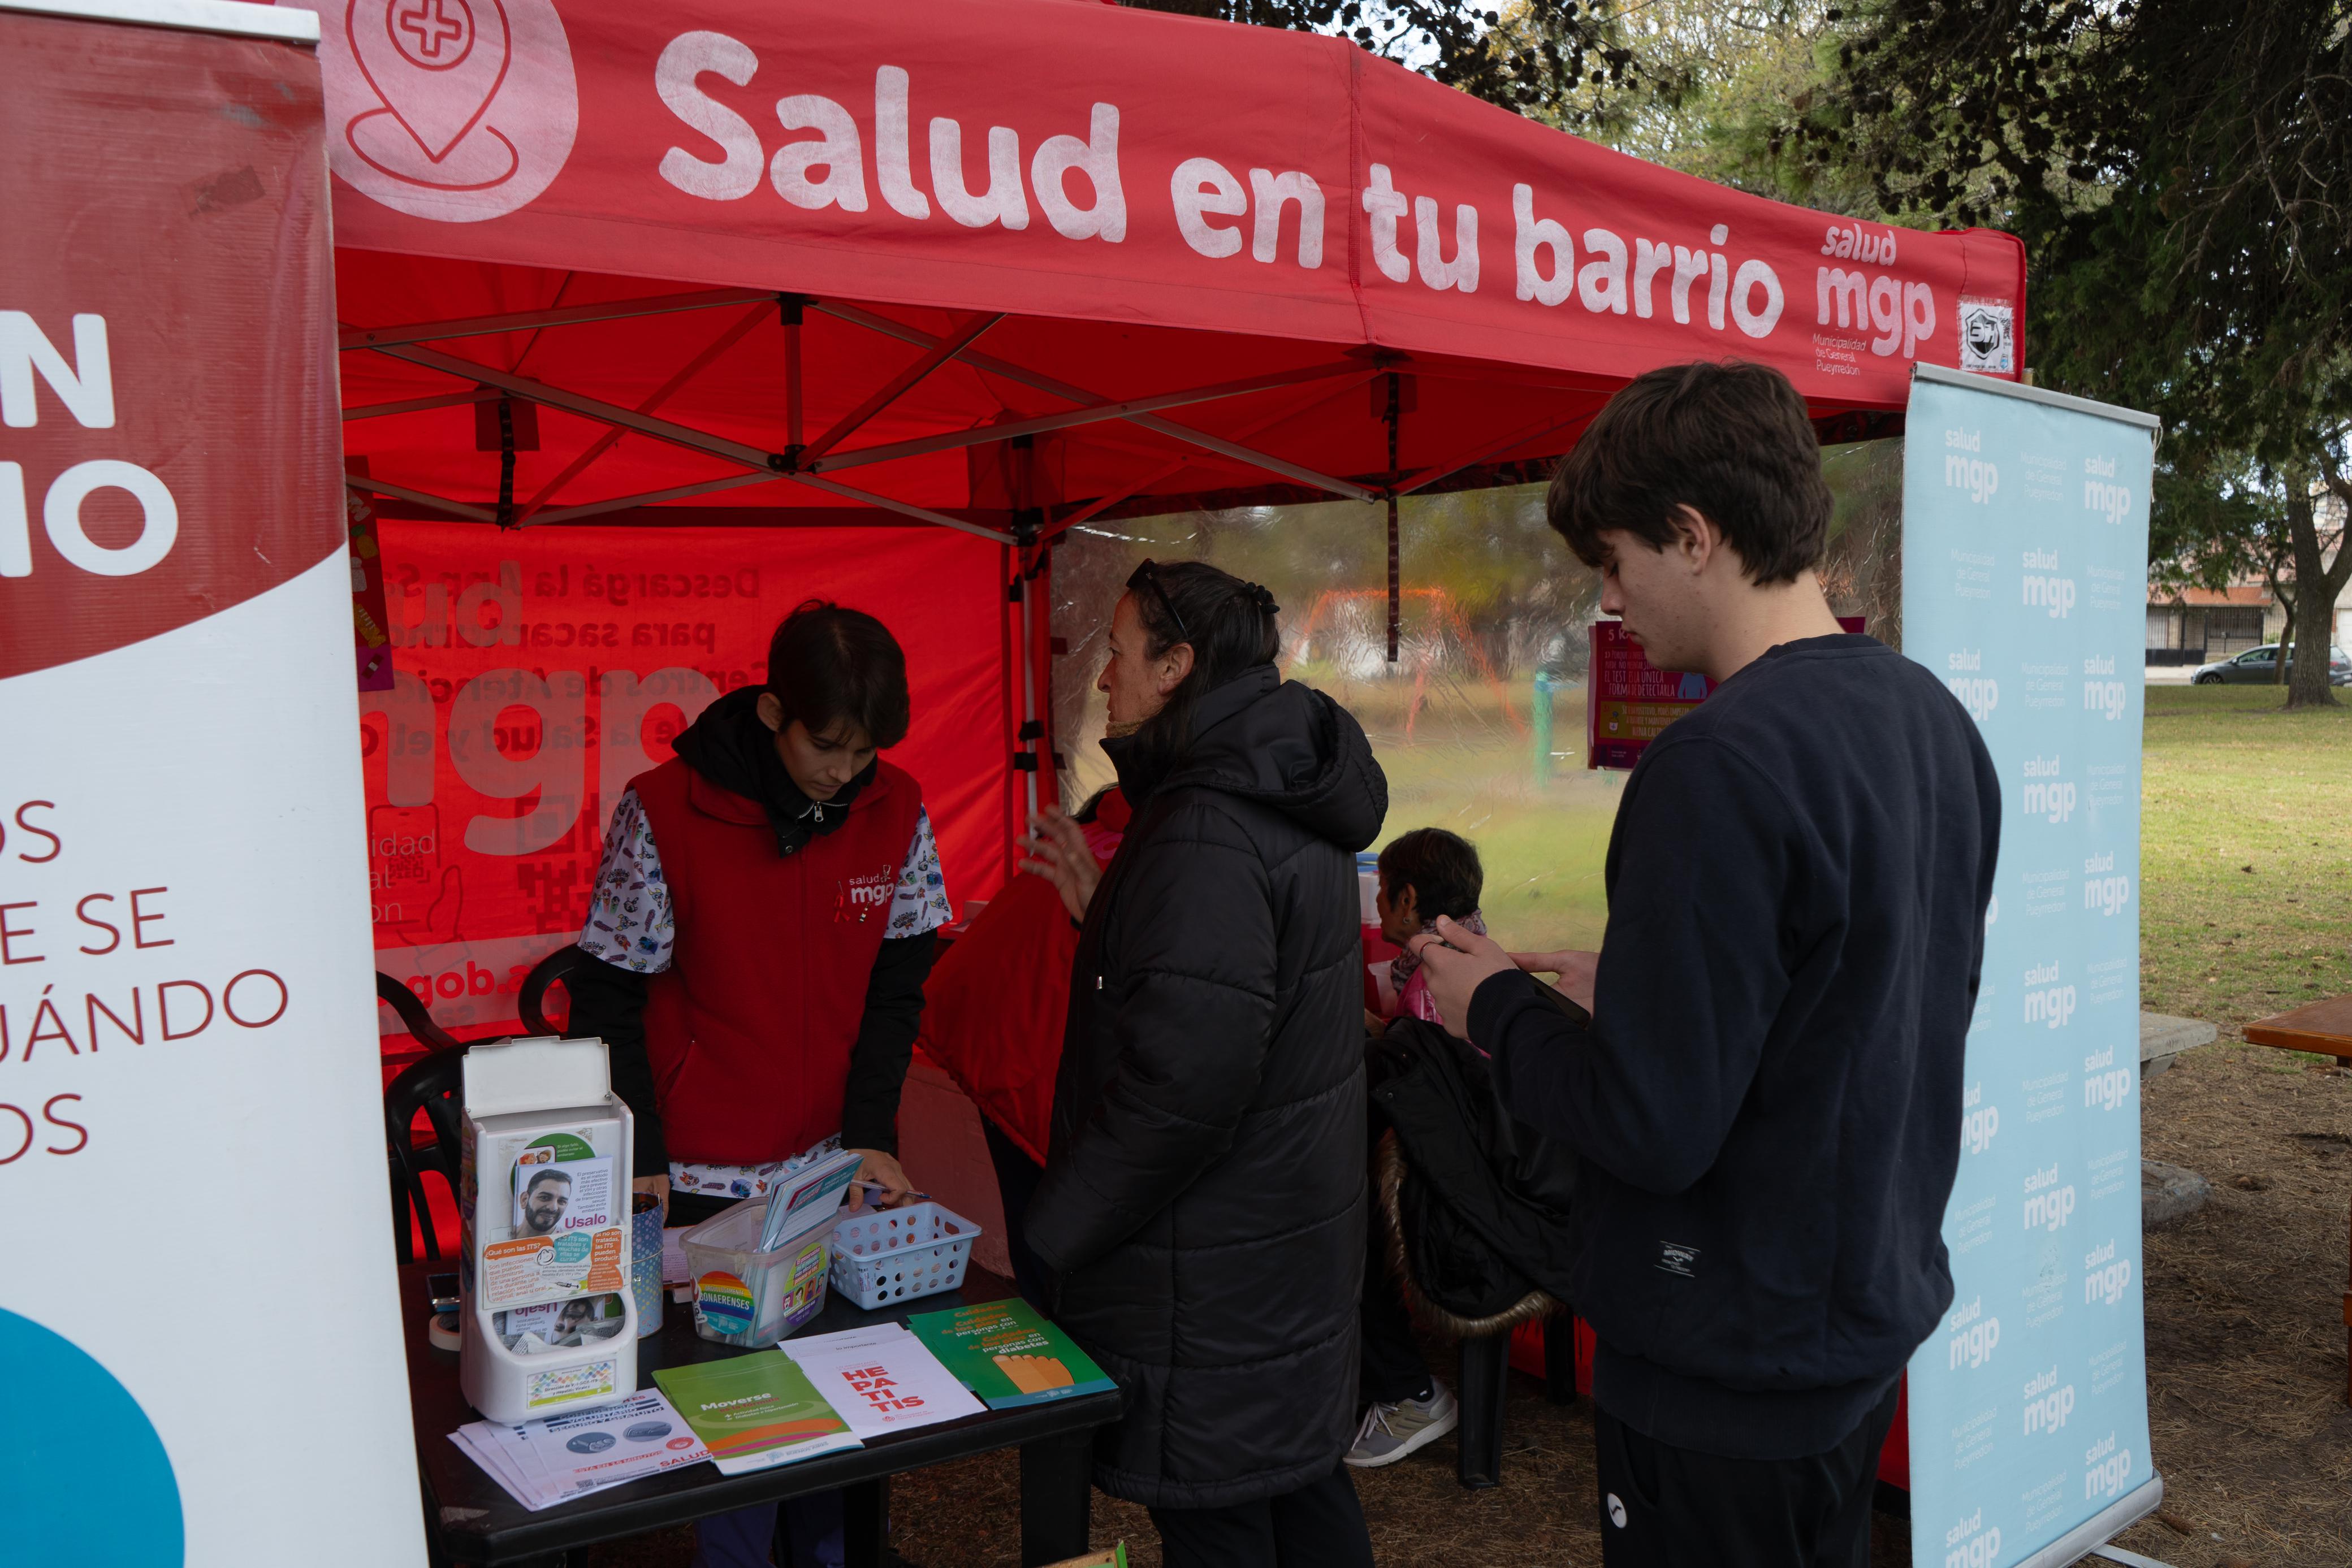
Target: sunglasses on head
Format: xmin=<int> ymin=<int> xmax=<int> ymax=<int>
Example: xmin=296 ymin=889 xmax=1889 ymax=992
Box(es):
xmin=1126 ymin=559 xmax=1189 ymax=644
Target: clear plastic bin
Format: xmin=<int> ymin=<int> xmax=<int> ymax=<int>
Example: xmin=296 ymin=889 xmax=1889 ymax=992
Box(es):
xmin=678 ymin=1199 xmax=833 ymax=1345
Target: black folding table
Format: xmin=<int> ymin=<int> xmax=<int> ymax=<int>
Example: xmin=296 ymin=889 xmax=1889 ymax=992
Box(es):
xmin=400 ymin=1261 xmax=1122 ymax=1567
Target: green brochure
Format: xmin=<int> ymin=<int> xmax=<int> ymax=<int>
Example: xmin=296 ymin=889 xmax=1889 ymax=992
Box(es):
xmin=906 ymin=1298 xmax=1119 ymax=1410
xmin=653 ymin=1351 xmax=862 ymax=1475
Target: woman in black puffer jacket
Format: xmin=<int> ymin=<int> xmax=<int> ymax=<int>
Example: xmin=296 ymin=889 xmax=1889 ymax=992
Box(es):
xmin=1023 ymin=561 xmax=1387 ymax=1567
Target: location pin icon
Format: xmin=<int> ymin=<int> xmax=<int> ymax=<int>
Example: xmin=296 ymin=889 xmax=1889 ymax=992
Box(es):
xmin=348 ymin=0 xmax=512 ymax=162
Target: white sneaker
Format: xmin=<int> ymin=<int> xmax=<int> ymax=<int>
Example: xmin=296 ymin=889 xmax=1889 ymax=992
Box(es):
xmin=1344 ymin=1379 xmax=1460 ymax=1468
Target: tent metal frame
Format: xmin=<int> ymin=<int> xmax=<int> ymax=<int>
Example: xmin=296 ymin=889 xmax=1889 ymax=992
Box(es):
xmin=339 ymin=287 xmax=1405 ymax=547
xmin=335 ymin=283 xmax=1649 ymax=815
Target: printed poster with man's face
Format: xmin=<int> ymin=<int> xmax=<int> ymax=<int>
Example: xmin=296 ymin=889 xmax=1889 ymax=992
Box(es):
xmin=511 ymin=1133 xmax=615 ymax=1237
xmin=478 ymin=1126 xmax=627 ymax=1307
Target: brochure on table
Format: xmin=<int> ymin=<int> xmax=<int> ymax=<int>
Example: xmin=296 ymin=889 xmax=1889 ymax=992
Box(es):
xmin=908 ymin=1299 xmax=1119 ymax=1409
xmin=779 ymin=1324 xmax=988 ymax=1437
xmin=453 ymin=1391 xmax=709 ymax=1511
xmin=451 ymin=1305 xmax=1113 ymax=1502
xmin=653 ymin=1353 xmax=863 ymax=1476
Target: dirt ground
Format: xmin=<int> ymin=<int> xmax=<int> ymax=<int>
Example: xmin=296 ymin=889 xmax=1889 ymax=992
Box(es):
xmin=587 ymin=1040 xmax=2352 ymax=1567
xmin=2098 ymin=1042 xmax=2352 ymax=1567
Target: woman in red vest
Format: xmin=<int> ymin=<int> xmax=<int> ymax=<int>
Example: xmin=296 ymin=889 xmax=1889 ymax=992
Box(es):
xmin=565 ymin=599 xmax=949 ymax=1568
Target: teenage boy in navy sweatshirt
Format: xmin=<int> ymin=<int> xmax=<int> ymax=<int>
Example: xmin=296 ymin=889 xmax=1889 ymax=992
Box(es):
xmin=1416 ymin=360 xmax=1999 ymax=1567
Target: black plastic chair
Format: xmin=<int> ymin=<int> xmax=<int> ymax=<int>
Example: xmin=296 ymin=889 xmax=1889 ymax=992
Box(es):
xmin=379 ymin=973 xmax=466 ymax=1263
xmin=516 ymin=943 xmax=587 ymax=1037
xmin=1456 ymin=1312 xmax=1581 ymax=1489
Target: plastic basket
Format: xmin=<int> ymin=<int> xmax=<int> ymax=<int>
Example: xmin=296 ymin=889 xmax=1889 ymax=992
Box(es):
xmin=827 ymin=1202 xmax=980 ymax=1309
xmin=679 ymin=1199 xmax=833 ymax=1345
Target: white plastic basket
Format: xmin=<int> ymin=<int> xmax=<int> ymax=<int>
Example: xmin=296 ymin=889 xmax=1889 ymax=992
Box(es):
xmin=827 ymin=1201 xmax=981 ymax=1309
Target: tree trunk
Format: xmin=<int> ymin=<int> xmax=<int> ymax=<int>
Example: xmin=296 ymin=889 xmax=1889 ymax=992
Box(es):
xmin=2282 ymin=475 xmax=2347 ymax=710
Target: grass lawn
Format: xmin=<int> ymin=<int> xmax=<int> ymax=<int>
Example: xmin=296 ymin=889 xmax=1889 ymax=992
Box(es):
xmin=2140 ymin=683 xmax=2352 ymax=1030
xmin=1069 ymin=666 xmax=2346 ymax=1020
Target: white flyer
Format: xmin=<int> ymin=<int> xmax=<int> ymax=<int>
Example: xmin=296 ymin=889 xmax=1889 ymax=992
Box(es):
xmin=452 ymin=1390 xmax=710 ymax=1510
xmin=779 ymin=1328 xmax=985 ymax=1439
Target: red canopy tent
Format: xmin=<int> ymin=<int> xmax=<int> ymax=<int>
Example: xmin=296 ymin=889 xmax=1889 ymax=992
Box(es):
xmin=313 ymin=0 xmax=2025 ymax=1038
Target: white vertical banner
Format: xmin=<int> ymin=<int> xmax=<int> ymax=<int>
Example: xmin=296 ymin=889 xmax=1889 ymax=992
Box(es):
xmin=1900 ymin=364 xmax=2161 ymax=1567
xmin=0 ymin=3 xmax=426 ymax=1563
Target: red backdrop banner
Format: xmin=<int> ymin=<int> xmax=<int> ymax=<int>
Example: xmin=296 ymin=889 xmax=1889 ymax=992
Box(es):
xmin=365 ymin=519 xmax=1010 ymax=1039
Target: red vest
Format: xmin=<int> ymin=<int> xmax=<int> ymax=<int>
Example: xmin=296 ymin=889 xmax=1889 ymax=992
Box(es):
xmin=633 ymin=755 xmax=923 ymax=1164
xmin=915 ymin=791 xmax=1129 ymax=1165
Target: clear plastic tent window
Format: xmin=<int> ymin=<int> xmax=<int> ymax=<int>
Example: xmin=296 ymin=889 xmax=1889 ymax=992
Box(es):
xmin=1050 ymin=440 xmax=1903 ymax=958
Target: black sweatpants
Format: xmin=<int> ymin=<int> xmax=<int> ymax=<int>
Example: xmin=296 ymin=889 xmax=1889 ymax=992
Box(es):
xmin=1593 ymin=1381 xmax=1899 ymax=1567
xmin=1148 ymin=1465 xmax=1376 ymax=1568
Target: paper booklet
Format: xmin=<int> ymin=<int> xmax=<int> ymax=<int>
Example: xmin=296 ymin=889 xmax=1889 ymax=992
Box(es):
xmin=777 ymin=1324 xmax=987 ymax=1438
xmin=451 ymin=1389 xmax=710 ymax=1511
xmin=907 ymin=1297 xmax=1119 ymax=1409
xmin=758 ymin=1146 xmax=866 ymax=1254
xmin=653 ymin=1352 xmax=863 ymax=1476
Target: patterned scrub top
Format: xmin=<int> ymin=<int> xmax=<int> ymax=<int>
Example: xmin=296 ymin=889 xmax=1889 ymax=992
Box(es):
xmin=578 ymin=786 xmax=952 ymax=1197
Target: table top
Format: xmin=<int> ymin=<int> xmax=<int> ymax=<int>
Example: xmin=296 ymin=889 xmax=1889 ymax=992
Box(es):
xmin=403 ymin=1261 xmax=1122 ymax=1564
xmin=2242 ymin=994 xmax=2352 ymax=1059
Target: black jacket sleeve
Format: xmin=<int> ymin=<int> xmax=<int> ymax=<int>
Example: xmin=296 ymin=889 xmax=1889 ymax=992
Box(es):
xmin=1469 ymin=735 xmax=1796 ymax=1196
xmin=838 ymin=930 xmax=939 ymax=1155
xmin=564 ymin=951 xmax=667 ymax=1178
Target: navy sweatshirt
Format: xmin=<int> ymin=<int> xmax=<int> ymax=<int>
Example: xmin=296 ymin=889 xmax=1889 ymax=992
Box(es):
xmin=1468 ymin=633 xmax=1999 ymax=1460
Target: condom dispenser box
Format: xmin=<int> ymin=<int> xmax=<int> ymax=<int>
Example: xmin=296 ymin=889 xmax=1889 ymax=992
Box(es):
xmin=457 ymin=1035 xmax=638 ymax=1423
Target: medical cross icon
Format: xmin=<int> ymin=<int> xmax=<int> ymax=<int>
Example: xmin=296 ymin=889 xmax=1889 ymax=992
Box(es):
xmin=391 ymin=0 xmax=472 ymax=68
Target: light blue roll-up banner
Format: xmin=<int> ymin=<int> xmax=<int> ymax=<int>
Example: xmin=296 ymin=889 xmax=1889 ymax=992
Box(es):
xmin=1900 ymin=365 xmax=2161 ymax=1568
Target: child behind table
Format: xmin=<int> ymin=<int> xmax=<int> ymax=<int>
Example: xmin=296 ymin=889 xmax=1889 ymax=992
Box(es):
xmin=1376 ymin=828 xmax=1484 ymax=1029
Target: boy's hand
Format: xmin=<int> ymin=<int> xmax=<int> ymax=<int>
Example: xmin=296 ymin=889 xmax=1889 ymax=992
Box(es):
xmin=1511 ymin=948 xmax=1599 ymax=1013
xmin=1407 ymin=915 xmax=1516 ymax=1041
xmin=844 ymin=1149 xmax=915 ymax=1210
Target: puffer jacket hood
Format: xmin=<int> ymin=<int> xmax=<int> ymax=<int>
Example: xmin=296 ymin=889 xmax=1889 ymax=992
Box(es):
xmin=1138 ymin=664 xmax=1387 ymax=854
xmin=1031 ymin=670 xmax=1388 ymax=1510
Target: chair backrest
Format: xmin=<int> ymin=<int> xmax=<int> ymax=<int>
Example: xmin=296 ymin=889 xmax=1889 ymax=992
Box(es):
xmin=518 ymin=943 xmax=587 ymax=1038
xmin=377 ymin=953 xmax=593 ymax=1263
xmin=378 ymin=972 xmax=466 ymax=1264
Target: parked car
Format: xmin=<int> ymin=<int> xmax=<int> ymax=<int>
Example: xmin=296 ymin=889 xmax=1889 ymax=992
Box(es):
xmin=2191 ymin=644 xmax=2352 ymax=686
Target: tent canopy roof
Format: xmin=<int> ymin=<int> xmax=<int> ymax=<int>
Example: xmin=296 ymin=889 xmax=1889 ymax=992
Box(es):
xmin=319 ymin=0 xmax=2025 ymax=538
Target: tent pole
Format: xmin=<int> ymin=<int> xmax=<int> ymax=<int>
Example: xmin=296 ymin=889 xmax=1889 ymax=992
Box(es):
xmin=1013 ymin=438 xmax=1043 ymax=823
xmin=781 ymin=296 xmax=805 ymax=456
xmin=1017 ymin=561 xmax=1038 ymax=823
xmin=1385 ymin=372 xmax=1402 ymax=664
xmin=1387 ymin=495 xmax=1400 ymax=663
